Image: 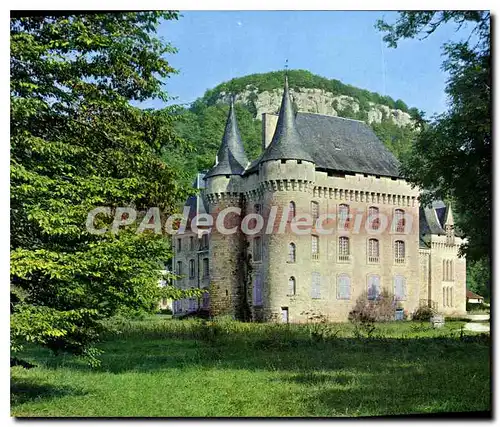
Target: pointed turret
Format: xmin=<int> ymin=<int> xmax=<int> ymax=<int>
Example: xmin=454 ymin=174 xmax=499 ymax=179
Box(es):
xmin=445 ymin=203 xmax=455 ymax=227
xmin=260 ymin=76 xmax=313 ymax=163
xmin=205 ymin=97 xmax=249 ymax=178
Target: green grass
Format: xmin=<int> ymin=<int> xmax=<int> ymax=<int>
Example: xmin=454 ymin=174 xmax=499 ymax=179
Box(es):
xmin=11 ymin=316 xmax=491 ymax=417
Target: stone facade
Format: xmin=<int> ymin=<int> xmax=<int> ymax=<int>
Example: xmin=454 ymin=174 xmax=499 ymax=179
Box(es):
xmin=172 ymin=78 xmax=466 ymax=322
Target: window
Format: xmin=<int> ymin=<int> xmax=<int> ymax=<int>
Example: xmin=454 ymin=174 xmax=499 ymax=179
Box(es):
xmin=311 ymin=201 xmax=319 ymax=224
xmin=395 ymin=209 xmax=405 ymax=233
xmin=368 ymin=206 xmax=380 ymax=230
xmin=337 ymin=274 xmax=351 ymax=300
xmin=189 ymin=236 xmax=194 ymax=251
xmin=338 ymin=204 xmax=350 ymax=229
xmin=253 ymin=273 xmax=263 ymax=306
xmin=288 ymin=243 xmax=296 ymax=263
xmin=288 ymin=201 xmax=296 ymax=222
xmin=311 ymin=235 xmax=319 ymax=260
xmin=288 ymin=277 xmax=296 ymax=296
xmin=253 ymin=237 xmax=262 ymax=262
xmin=202 ymin=291 xmax=210 ymax=309
xmin=367 ymin=275 xmax=381 ymax=300
xmin=394 ymin=240 xmax=405 ymax=263
xmin=443 ymin=260 xmax=454 ymax=281
xmin=202 ymin=258 xmax=209 ymax=278
xmin=189 ymin=259 xmax=195 ymax=278
xmin=201 ymin=234 xmax=209 ymax=250
xmin=368 ymin=238 xmax=379 ymax=263
xmin=443 ymin=286 xmax=453 ymax=307
xmin=177 ymin=238 xmax=182 ymax=252
xmin=176 ymin=261 xmax=183 ymax=275
xmin=311 ymin=272 xmax=321 ymax=299
xmin=188 ymin=298 xmax=196 ymax=311
xmin=255 ymin=204 xmax=261 ymax=214
xmin=446 ymin=224 xmax=455 ymax=245
xmin=394 ymin=275 xmax=406 ymax=301
xmin=338 ymin=236 xmax=350 ymax=261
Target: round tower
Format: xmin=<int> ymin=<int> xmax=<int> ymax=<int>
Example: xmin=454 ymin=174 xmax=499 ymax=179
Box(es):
xmin=204 ymin=99 xmax=249 ymax=319
xmin=253 ymin=75 xmax=317 ymax=322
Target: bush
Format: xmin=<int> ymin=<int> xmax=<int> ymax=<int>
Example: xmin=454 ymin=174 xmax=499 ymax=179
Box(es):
xmin=412 ymin=305 xmax=436 ymax=322
xmin=466 ymin=302 xmax=489 ymax=312
xmin=348 ymin=289 xmax=397 ymax=324
xmin=158 ymin=308 xmax=172 ymax=315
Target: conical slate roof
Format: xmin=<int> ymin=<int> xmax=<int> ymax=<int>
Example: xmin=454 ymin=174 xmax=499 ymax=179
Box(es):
xmin=260 ymin=76 xmax=314 ymax=163
xmin=205 ymin=99 xmax=249 ymax=178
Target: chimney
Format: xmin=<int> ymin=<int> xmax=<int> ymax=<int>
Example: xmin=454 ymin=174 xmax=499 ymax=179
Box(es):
xmin=262 ymin=113 xmax=278 ymax=151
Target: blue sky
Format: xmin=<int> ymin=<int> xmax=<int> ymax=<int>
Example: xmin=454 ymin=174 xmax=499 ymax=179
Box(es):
xmin=149 ymin=11 xmax=475 ymax=116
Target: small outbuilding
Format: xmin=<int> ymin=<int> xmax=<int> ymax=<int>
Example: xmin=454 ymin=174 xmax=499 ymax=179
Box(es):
xmin=466 ymin=290 xmax=484 ymax=304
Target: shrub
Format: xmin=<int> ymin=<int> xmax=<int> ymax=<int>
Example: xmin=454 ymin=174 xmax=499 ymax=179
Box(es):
xmin=348 ymin=289 xmax=397 ymax=324
xmin=412 ymin=306 xmax=437 ymax=322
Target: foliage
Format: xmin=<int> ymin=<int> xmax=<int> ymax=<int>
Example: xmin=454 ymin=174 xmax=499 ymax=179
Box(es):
xmin=412 ymin=305 xmax=437 ymax=322
xmin=11 ymin=317 xmax=490 ymax=416
xmin=466 ymin=302 xmax=489 ymax=313
xmin=371 ymin=119 xmax=416 ymax=160
xmin=377 ymin=12 xmax=491 ymax=264
xmin=200 ymin=69 xmax=411 ymax=113
xmin=466 ymin=257 xmax=490 ymax=302
xmin=348 ymin=289 xmax=398 ymax=324
xmin=10 ymin=12 xmax=201 ymax=364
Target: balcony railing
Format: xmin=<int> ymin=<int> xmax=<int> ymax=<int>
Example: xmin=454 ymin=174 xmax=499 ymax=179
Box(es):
xmin=395 ymin=257 xmax=405 ymax=264
xmin=312 ymin=253 xmax=319 ymax=261
xmin=338 ymin=254 xmax=350 ymax=262
xmin=368 ymin=256 xmax=379 ymax=263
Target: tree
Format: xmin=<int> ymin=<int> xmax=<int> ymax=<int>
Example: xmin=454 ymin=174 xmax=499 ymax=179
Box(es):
xmin=376 ymin=12 xmax=491 ymax=264
xmin=10 ymin=12 xmax=201 ymax=365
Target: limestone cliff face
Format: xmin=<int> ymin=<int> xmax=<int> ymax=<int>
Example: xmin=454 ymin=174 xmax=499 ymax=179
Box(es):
xmin=216 ymin=86 xmax=413 ymax=127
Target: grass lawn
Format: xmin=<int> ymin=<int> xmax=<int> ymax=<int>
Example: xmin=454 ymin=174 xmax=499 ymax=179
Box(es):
xmin=11 ymin=316 xmax=491 ymax=417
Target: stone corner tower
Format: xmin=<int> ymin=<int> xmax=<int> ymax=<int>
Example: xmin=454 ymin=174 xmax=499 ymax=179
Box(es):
xmin=203 ymin=98 xmax=249 ymax=319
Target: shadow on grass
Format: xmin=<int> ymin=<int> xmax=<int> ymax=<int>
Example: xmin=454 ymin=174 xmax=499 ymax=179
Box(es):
xmin=14 ymin=325 xmax=491 ymax=416
xmin=11 ymin=378 xmax=87 ymax=406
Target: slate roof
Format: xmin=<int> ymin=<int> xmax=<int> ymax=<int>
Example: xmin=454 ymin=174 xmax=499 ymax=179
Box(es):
xmin=294 ymin=113 xmax=401 ymax=177
xmin=205 ymin=99 xmax=249 ymax=178
xmin=246 ymin=112 xmax=402 ymax=177
xmin=259 ymin=76 xmax=314 ymax=164
xmin=419 ymin=200 xmax=464 ymax=245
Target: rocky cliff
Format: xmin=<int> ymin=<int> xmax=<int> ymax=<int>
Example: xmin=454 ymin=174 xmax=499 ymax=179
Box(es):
xmin=215 ymin=86 xmax=413 ymax=127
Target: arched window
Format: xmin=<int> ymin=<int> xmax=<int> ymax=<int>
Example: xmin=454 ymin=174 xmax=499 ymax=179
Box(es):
xmin=338 ymin=204 xmax=350 ymax=230
xmin=394 ymin=275 xmax=406 ymax=301
xmin=337 ymin=274 xmax=351 ymax=300
xmin=253 ymin=273 xmax=262 ymax=306
xmin=395 ymin=209 xmax=406 ymax=233
xmin=338 ymin=236 xmax=350 ymax=261
xmin=442 ymin=259 xmax=447 ymax=280
xmin=394 ymin=240 xmax=405 ymax=263
xmin=367 ymin=274 xmax=381 ymax=300
xmin=311 ymin=201 xmax=319 ymax=223
xmin=288 ymin=243 xmax=296 ymax=263
xmin=446 ymin=224 xmax=455 ymax=245
xmin=288 ymin=277 xmax=296 ymax=296
xmin=254 ymin=204 xmax=261 ymax=214
xmin=253 ymin=236 xmax=262 ymax=262
xmin=189 ymin=259 xmax=195 ymax=278
xmin=368 ymin=206 xmax=380 ymax=230
xmin=368 ymin=238 xmax=379 ymax=263
xmin=202 ymin=258 xmax=209 ymax=278
xmin=288 ymin=201 xmax=296 ymax=222
xmin=443 ymin=287 xmax=446 ymax=307
xmin=311 ymin=235 xmax=319 ymax=260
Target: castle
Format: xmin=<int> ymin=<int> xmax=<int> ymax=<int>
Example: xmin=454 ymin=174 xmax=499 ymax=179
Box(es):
xmin=171 ymin=77 xmax=466 ymax=322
